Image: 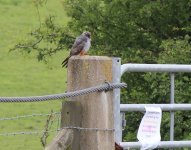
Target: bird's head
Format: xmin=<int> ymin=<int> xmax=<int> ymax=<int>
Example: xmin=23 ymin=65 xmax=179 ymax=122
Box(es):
xmin=83 ymin=31 xmax=91 ymax=39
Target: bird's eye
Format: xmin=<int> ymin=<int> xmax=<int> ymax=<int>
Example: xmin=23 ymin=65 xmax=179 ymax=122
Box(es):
xmin=87 ymin=34 xmax=90 ymax=38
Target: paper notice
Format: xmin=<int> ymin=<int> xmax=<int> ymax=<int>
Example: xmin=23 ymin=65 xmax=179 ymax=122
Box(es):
xmin=137 ymin=106 xmax=162 ymax=150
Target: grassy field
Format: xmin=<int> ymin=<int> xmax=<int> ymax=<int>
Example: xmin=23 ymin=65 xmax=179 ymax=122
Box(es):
xmin=0 ymin=0 xmax=69 ymax=149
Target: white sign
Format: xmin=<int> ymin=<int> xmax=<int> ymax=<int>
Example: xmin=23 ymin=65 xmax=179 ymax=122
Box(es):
xmin=137 ymin=106 xmax=162 ymax=150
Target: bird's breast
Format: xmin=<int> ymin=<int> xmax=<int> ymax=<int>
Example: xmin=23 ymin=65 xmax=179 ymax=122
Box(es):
xmin=83 ymin=39 xmax=91 ymax=52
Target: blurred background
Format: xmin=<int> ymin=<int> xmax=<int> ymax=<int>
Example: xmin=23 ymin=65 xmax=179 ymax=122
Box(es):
xmin=0 ymin=0 xmax=67 ymax=149
xmin=1 ymin=0 xmax=191 ymax=149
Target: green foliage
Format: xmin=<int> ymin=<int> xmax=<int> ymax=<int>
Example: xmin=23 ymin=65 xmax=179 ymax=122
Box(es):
xmin=11 ymin=15 xmax=74 ymax=62
xmin=159 ymin=37 xmax=191 ymax=64
xmin=13 ymin=0 xmax=191 ymax=144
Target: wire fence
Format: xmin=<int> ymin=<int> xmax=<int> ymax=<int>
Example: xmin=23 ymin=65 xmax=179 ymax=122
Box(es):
xmin=0 ymin=130 xmax=58 ymax=136
xmin=0 ymin=82 xmax=126 ymax=137
xmin=0 ymin=112 xmax=61 ymax=136
xmin=0 ymin=112 xmax=60 ymax=121
xmin=0 ymin=126 xmax=115 ymax=136
xmin=0 ymin=112 xmax=114 ymax=137
xmin=0 ymin=82 xmax=126 ymax=102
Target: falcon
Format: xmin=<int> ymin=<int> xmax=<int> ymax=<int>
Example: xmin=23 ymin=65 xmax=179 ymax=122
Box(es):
xmin=61 ymin=31 xmax=91 ymax=67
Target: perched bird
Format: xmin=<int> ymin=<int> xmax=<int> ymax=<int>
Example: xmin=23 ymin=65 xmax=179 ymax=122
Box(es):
xmin=61 ymin=31 xmax=91 ymax=67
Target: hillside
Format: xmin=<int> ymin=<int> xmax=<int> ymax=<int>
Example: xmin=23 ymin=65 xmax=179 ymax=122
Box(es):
xmin=0 ymin=0 xmax=68 ymax=149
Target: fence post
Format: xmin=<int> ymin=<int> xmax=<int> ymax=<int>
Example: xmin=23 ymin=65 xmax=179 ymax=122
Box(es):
xmin=61 ymin=56 xmax=115 ymax=150
xmin=112 ymin=58 xmax=122 ymax=143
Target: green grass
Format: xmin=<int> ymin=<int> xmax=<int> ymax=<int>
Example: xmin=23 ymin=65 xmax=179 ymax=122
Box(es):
xmin=0 ymin=0 xmax=69 ymax=149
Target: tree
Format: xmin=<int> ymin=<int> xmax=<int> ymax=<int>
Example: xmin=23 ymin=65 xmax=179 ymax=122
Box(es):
xmin=12 ymin=0 xmax=191 ymax=143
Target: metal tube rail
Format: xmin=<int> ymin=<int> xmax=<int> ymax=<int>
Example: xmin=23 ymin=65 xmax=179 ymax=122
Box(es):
xmin=120 ymin=63 xmax=191 ymax=148
xmin=120 ymin=141 xmax=191 ymax=149
xmin=121 ymin=64 xmax=191 ymax=76
xmin=112 ymin=58 xmax=122 ymax=143
xmin=120 ymin=104 xmax=191 ymax=112
xmin=170 ymin=73 xmax=175 ymax=142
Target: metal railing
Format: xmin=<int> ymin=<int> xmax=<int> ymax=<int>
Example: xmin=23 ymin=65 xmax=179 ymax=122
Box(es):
xmin=118 ymin=63 xmax=191 ymax=149
xmin=120 ymin=141 xmax=191 ymax=149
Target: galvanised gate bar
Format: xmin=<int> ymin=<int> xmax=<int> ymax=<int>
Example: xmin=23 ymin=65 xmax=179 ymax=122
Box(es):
xmin=115 ymin=63 xmax=191 ymax=149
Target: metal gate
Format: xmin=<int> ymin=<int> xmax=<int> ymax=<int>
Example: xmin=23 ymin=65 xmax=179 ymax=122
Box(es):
xmin=114 ymin=63 xmax=191 ymax=149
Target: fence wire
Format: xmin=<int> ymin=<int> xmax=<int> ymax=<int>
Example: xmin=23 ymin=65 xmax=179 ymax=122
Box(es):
xmin=0 ymin=82 xmax=124 ymax=137
xmin=0 ymin=112 xmax=60 ymax=121
xmin=0 ymin=126 xmax=114 ymax=136
xmin=0 ymin=129 xmax=59 ymax=136
xmin=0 ymin=82 xmax=126 ymax=102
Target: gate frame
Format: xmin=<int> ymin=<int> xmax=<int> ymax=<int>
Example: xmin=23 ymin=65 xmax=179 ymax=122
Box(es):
xmin=116 ymin=63 xmax=191 ymax=149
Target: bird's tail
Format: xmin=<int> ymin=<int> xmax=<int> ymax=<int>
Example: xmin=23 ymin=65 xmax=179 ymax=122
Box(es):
xmin=61 ymin=55 xmax=71 ymax=68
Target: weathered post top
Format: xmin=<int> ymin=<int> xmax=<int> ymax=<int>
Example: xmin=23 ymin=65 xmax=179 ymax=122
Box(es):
xmin=67 ymin=55 xmax=113 ymax=90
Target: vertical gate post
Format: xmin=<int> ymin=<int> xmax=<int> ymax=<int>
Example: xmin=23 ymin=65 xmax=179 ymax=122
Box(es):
xmin=62 ymin=56 xmax=115 ymax=150
xmin=112 ymin=58 xmax=122 ymax=143
xmin=170 ymin=73 xmax=175 ymax=142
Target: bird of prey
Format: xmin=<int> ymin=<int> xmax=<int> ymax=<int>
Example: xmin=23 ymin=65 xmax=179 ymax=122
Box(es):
xmin=61 ymin=31 xmax=91 ymax=68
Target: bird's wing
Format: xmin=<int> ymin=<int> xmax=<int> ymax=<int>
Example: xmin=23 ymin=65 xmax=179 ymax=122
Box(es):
xmin=62 ymin=39 xmax=86 ymax=67
xmin=70 ymin=40 xmax=86 ymax=55
xmin=70 ymin=35 xmax=87 ymax=56
xmin=72 ymin=35 xmax=87 ymax=49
